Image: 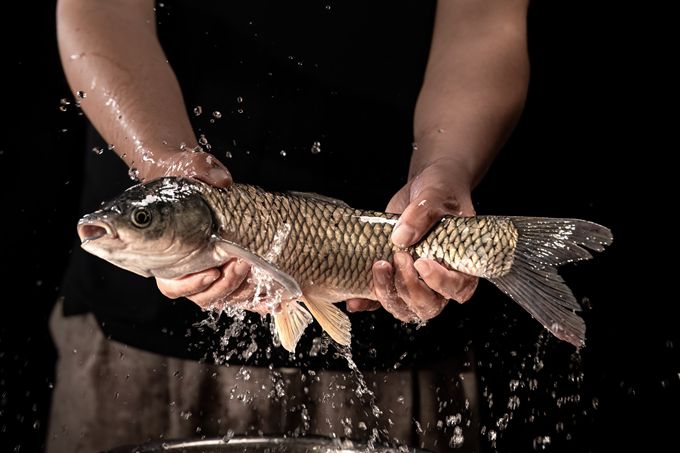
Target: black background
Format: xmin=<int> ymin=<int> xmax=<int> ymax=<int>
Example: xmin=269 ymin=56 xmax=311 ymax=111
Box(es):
xmin=1 ymin=1 xmax=674 ymax=452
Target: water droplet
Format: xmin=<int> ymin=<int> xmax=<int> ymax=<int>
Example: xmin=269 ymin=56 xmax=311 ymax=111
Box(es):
xmin=107 ymin=144 xmax=116 ymax=151
xmin=236 ymin=96 xmax=243 ymax=103
xmin=225 ymin=151 xmax=233 ymax=159
xmin=509 ymin=379 xmax=521 ymax=391
xmin=70 ymin=53 xmax=85 ymax=60
xmin=487 ymin=429 xmax=497 ymax=446
xmin=128 ymin=167 xmax=140 ymax=181
xmin=114 ymin=392 xmax=120 ymax=400
xmin=446 ymin=414 xmax=462 ymax=426
xmin=411 ymin=142 xmax=419 ymax=151
xmin=311 ymin=141 xmax=322 ymax=154
xmin=222 ymin=429 xmax=235 ymax=441
xmin=238 ymin=367 xmax=251 ymax=381
xmin=212 ymin=111 xmax=222 ymax=119
xmin=325 ymin=5 xmax=331 ymax=10
xmin=76 ymin=90 xmax=86 ymax=99
xmin=92 ymin=147 xmax=104 ymax=155
xmin=279 ymin=150 xmax=287 ymax=157
xmin=358 ymin=421 xmax=367 ymax=430
xmin=180 ymin=410 xmax=192 ymax=420
xmin=449 ymin=426 xmax=464 ymax=448
xmin=591 ymin=397 xmax=599 ymax=409
xmin=198 ymin=134 xmax=208 ymax=146
xmin=59 ymin=106 xmax=68 ymax=112
xmin=193 ymin=105 xmax=202 ymax=116
xmin=179 ymin=142 xmax=187 ymax=151
xmin=533 ymin=436 xmax=551 ymax=450
xmin=507 ymin=395 xmax=520 ymax=410
xmin=237 ymin=108 xmax=244 ymax=114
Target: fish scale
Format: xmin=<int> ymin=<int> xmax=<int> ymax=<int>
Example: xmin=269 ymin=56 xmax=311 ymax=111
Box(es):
xmin=217 ymin=184 xmax=518 ymax=298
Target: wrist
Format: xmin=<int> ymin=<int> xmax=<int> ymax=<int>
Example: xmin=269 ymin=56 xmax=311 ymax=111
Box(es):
xmin=134 ymin=141 xmax=199 ymax=181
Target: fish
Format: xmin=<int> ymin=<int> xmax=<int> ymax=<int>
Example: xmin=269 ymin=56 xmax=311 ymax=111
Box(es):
xmin=77 ymin=177 xmax=613 ymax=351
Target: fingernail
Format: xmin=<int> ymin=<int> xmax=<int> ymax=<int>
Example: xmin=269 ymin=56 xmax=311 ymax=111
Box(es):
xmin=201 ymin=272 xmax=219 ymax=286
xmin=413 ymin=259 xmax=431 ymax=278
xmin=208 ymin=167 xmax=231 ymax=187
xmin=391 ymin=223 xmax=416 ymax=248
xmin=374 ymin=266 xmax=389 ymax=286
xmin=233 ymin=260 xmax=250 ymax=276
xmin=393 ymin=253 xmax=407 ymax=269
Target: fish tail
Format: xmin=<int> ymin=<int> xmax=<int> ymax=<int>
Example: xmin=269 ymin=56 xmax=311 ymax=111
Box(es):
xmin=488 ymin=217 xmax=613 ymax=347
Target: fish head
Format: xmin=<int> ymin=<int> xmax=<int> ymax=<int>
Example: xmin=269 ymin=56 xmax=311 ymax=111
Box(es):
xmin=77 ymin=177 xmax=217 ymax=278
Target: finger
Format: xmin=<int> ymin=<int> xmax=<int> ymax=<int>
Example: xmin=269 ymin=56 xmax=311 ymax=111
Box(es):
xmin=160 ymin=151 xmax=232 ymax=188
xmin=157 ymin=268 xmax=220 ymax=299
xmin=391 ymin=187 xmax=460 ymax=248
xmin=221 ymin=273 xmax=258 ymax=305
xmin=392 ymin=252 xmax=447 ymax=320
xmin=346 ymin=298 xmax=381 ymax=313
xmin=413 ymin=259 xmax=479 ymax=303
xmin=187 ymin=260 xmax=251 ymax=309
xmin=190 ymin=152 xmax=232 ymax=188
xmin=372 ymin=261 xmax=417 ymax=322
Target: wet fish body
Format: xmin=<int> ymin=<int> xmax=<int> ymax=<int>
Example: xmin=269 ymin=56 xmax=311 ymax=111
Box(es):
xmin=78 ymin=178 xmax=613 ymax=351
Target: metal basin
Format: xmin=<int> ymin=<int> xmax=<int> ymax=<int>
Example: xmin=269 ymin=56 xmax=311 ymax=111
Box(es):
xmin=104 ymin=436 xmax=430 ymax=453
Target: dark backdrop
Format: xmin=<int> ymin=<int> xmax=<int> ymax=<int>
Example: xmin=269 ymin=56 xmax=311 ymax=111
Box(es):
xmin=1 ymin=2 xmax=673 ymax=453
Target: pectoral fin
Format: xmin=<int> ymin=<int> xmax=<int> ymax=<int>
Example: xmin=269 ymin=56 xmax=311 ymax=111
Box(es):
xmin=302 ymin=296 xmax=352 ymax=346
xmin=214 ymin=239 xmax=302 ymax=299
xmin=273 ymin=302 xmax=313 ymax=352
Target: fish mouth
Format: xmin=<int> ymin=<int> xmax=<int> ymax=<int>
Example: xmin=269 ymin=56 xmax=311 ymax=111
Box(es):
xmin=77 ymin=219 xmax=117 ymax=243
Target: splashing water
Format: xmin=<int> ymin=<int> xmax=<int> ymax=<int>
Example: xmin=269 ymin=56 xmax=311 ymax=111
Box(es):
xmin=128 ymin=167 xmax=140 ymax=181
xmin=311 ymin=141 xmax=322 ymax=154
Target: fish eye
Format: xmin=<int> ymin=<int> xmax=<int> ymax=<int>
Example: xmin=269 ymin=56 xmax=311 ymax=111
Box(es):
xmin=131 ymin=208 xmax=152 ymax=228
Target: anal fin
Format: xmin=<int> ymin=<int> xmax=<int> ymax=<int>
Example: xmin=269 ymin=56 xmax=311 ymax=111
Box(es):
xmin=302 ymin=297 xmax=352 ymax=346
xmin=273 ymin=302 xmax=313 ymax=353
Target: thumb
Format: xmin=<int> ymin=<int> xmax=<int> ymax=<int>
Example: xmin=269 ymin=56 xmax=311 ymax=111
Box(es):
xmin=189 ymin=152 xmax=232 ymax=188
xmin=391 ymin=187 xmax=464 ymax=248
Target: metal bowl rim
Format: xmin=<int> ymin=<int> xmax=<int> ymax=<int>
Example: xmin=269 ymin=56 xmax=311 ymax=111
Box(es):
xmin=105 ymin=435 xmax=429 ymax=452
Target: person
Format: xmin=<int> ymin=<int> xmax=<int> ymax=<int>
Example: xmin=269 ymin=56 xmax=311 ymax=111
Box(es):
xmin=49 ymin=0 xmax=529 ymax=452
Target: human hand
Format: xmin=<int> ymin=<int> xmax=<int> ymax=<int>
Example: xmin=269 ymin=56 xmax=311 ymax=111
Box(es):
xmin=346 ymin=159 xmax=478 ymax=322
xmin=145 ymin=149 xmax=260 ymax=313
xmin=140 ymin=147 xmax=232 ymax=187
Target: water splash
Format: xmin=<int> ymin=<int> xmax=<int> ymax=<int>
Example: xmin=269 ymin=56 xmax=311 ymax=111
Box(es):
xmin=128 ymin=167 xmax=140 ymax=181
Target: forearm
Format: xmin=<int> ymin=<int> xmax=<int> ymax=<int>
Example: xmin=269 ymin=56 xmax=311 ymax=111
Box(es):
xmin=57 ymin=0 xmax=197 ymax=179
xmin=413 ymin=0 xmax=530 ymax=190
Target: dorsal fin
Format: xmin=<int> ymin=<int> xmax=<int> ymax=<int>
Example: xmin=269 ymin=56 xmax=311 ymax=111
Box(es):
xmin=287 ymin=191 xmax=349 ymax=207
